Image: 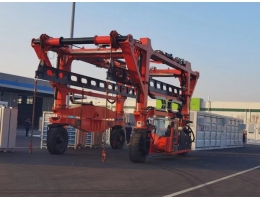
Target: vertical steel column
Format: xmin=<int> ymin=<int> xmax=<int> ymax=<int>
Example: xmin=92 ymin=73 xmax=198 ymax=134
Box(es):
xmin=66 ymin=2 xmax=76 ymax=107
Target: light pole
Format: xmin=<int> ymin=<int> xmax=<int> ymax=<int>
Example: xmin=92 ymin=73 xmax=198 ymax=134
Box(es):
xmin=70 ymin=2 xmax=75 ymax=39
xmin=67 ymin=2 xmax=76 ymax=107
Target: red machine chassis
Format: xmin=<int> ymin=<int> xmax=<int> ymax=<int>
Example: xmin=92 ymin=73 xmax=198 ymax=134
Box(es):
xmin=31 ymin=30 xmax=199 ymax=156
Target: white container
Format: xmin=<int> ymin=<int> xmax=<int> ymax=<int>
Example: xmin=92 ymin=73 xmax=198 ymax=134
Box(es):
xmin=38 ymin=117 xmax=42 ymax=131
xmin=0 ymin=107 xmax=18 ymax=151
xmin=190 ymin=111 xmax=245 ymax=151
xmin=246 ymin=123 xmax=260 ymax=145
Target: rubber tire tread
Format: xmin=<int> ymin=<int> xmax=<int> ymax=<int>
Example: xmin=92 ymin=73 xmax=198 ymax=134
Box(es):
xmin=47 ymin=127 xmax=68 ymax=155
xmin=129 ymin=132 xmax=147 ymax=163
xmin=110 ymin=128 xmax=125 ymax=149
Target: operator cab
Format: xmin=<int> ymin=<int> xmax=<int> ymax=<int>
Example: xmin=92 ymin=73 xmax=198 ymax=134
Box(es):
xmin=148 ymin=117 xmax=172 ymax=137
xmin=148 ymin=116 xmax=194 ymax=153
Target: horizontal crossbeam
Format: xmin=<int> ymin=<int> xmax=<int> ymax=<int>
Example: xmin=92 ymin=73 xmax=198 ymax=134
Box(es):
xmin=35 ymin=63 xmax=136 ymax=98
xmin=36 ymin=63 xmax=182 ymax=101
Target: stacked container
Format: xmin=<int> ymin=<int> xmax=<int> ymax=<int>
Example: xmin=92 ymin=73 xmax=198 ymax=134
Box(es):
xmin=190 ymin=111 xmax=245 ymax=150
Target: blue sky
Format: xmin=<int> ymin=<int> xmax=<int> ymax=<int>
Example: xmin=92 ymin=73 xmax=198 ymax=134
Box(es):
xmin=0 ymin=2 xmax=259 ymax=102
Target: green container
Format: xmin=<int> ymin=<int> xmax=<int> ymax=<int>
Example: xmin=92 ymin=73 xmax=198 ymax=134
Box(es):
xmin=156 ymin=98 xmax=202 ymax=111
xmin=190 ymin=98 xmax=201 ymax=111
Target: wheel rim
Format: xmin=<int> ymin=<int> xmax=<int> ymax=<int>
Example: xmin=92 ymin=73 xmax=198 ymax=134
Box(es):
xmin=56 ymin=137 xmax=63 ymax=144
xmin=56 ymin=134 xmax=67 ymax=152
xmin=112 ymin=139 xmax=117 ymax=147
xmin=110 ymin=128 xmax=125 ymax=148
xmin=119 ymin=135 xmax=123 ymax=141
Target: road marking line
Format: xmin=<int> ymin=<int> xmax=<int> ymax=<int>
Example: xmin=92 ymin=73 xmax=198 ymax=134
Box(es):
xmin=164 ymin=165 xmax=260 ymax=197
xmin=210 ymin=152 xmax=260 ymax=156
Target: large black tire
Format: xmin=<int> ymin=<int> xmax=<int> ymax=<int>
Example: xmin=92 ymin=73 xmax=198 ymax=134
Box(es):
xmin=129 ymin=131 xmax=149 ymax=163
xmin=47 ymin=126 xmax=68 ymax=155
xmin=110 ymin=128 xmax=125 ymax=149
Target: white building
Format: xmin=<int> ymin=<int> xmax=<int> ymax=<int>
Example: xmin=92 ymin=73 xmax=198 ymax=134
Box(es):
xmin=89 ymin=97 xmax=260 ymax=124
xmin=89 ymin=97 xmax=260 ymax=144
xmin=201 ymin=101 xmax=260 ymax=124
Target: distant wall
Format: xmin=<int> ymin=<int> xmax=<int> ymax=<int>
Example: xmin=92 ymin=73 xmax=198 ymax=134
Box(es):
xmin=3 ymin=92 xmax=18 ymax=108
xmin=42 ymin=97 xmax=54 ymax=112
xmin=202 ymin=101 xmax=260 ymax=124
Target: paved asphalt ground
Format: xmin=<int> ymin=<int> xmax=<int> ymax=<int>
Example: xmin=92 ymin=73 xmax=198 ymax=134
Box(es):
xmin=0 ymin=129 xmax=260 ymax=197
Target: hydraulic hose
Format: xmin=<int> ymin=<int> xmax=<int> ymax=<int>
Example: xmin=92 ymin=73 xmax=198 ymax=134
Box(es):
xmin=186 ymin=124 xmax=195 ymax=143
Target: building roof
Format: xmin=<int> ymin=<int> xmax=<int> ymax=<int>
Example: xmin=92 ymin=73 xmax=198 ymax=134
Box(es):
xmin=0 ymin=72 xmax=53 ymax=96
